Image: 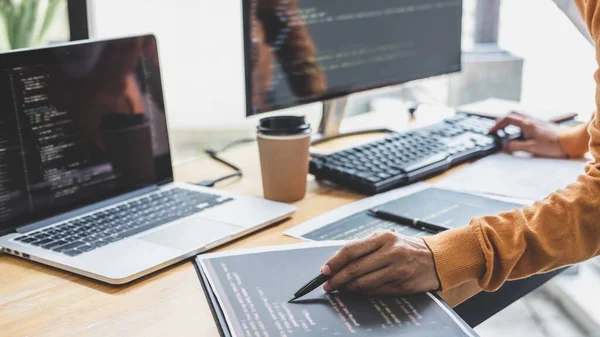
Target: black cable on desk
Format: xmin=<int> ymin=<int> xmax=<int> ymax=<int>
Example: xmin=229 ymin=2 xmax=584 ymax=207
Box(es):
xmin=195 ymin=138 xmax=255 ymax=187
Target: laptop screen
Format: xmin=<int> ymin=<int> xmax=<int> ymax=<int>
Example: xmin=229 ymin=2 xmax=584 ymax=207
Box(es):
xmin=0 ymin=35 xmax=173 ymax=234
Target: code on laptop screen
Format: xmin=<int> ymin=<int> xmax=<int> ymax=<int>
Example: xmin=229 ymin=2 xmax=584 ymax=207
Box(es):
xmin=0 ymin=35 xmax=173 ymax=233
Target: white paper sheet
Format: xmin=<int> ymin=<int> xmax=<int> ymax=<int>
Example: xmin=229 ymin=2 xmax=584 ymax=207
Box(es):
xmin=457 ymin=98 xmax=576 ymax=122
xmin=436 ymin=153 xmax=586 ymax=202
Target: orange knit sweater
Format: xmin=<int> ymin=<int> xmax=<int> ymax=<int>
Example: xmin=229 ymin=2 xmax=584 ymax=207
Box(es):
xmin=423 ymin=0 xmax=600 ymax=292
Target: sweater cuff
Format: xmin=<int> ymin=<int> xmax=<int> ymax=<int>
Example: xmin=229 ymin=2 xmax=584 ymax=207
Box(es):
xmin=422 ymin=224 xmax=486 ymax=291
xmin=559 ymin=123 xmax=590 ymax=158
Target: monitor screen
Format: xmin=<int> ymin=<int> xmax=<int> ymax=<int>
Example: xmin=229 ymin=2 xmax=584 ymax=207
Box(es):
xmin=244 ymin=0 xmax=463 ymax=116
xmin=0 ymin=35 xmax=172 ymax=235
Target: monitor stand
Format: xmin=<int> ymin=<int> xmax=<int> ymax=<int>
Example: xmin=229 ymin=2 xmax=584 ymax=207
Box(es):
xmin=311 ymin=96 xmax=394 ymax=146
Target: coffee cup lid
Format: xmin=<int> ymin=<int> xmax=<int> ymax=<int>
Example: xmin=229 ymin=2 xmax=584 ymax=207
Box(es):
xmin=257 ymin=116 xmax=311 ymax=136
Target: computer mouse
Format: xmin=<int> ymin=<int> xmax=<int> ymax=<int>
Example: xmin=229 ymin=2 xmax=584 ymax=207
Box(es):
xmin=490 ymin=125 xmax=524 ymax=147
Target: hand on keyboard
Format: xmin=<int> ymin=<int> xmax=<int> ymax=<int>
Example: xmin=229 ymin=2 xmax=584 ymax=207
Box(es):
xmin=489 ymin=112 xmax=568 ymax=159
xmin=310 ymin=114 xmax=506 ymax=194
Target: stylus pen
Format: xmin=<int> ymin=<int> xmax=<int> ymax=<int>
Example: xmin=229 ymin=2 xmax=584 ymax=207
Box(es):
xmin=368 ymin=209 xmax=447 ymax=234
xmin=288 ymin=273 xmax=331 ymax=303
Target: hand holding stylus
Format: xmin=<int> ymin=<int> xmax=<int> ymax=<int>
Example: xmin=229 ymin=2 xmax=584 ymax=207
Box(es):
xmin=319 ymin=231 xmax=440 ymax=296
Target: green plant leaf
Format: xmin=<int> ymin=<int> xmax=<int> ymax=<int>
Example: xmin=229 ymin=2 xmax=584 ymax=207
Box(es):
xmin=7 ymin=1 xmax=21 ymax=49
xmin=0 ymin=0 xmax=14 ymax=49
xmin=14 ymin=0 xmax=39 ymax=49
xmin=39 ymin=0 xmax=61 ymax=42
xmin=0 ymin=0 xmax=13 ymax=13
xmin=2 ymin=0 xmax=64 ymax=50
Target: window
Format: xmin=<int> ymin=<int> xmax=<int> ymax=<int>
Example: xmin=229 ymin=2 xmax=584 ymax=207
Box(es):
xmin=0 ymin=0 xmax=69 ymax=51
xmin=499 ymin=0 xmax=596 ymax=117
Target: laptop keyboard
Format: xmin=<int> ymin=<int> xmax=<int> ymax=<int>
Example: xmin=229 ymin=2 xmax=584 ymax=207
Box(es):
xmin=13 ymin=188 xmax=233 ymax=257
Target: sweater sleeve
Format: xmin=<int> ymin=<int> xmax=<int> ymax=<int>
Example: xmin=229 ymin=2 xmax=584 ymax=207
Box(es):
xmin=559 ymin=120 xmax=591 ymax=158
xmin=423 ymin=0 xmax=600 ymax=292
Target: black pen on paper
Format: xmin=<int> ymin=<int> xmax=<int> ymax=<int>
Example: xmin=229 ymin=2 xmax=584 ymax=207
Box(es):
xmin=288 ymin=273 xmax=331 ymax=303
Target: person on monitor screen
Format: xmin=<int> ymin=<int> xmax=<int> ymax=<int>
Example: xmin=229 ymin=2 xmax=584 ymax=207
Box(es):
xmin=250 ymin=0 xmax=327 ymax=113
xmin=318 ymin=0 xmax=600 ymax=297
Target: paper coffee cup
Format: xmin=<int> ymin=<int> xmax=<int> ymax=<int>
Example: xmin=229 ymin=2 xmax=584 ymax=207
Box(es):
xmin=257 ymin=116 xmax=311 ymax=203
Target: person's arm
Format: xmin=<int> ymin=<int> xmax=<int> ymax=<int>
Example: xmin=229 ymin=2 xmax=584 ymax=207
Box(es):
xmin=322 ymin=118 xmax=600 ymax=295
xmin=560 ymin=120 xmax=591 ymax=158
xmin=319 ymin=0 xmax=600 ymax=296
xmin=423 ymin=0 xmax=600 ymax=291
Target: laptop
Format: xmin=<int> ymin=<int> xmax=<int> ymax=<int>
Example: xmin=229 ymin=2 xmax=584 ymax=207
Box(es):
xmin=0 ymin=35 xmax=295 ymax=284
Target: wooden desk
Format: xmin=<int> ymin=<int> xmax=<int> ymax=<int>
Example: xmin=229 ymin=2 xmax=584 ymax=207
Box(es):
xmin=0 ymin=112 xmax=483 ymax=337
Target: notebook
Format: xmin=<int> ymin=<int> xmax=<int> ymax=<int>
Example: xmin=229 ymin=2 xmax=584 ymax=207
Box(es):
xmin=195 ymin=242 xmax=479 ymax=337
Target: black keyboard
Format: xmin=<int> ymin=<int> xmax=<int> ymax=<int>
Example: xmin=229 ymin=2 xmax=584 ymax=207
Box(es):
xmin=309 ymin=114 xmax=521 ymax=194
xmin=13 ymin=188 xmax=233 ymax=257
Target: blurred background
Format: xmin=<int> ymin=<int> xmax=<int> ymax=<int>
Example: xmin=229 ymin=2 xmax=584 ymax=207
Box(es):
xmin=0 ymin=0 xmax=69 ymax=50
xmin=1 ymin=0 xmax=599 ymax=336
xmin=1 ymin=0 xmax=596 ymax=160
xmin=89 ymin=0 xmax=598 ymax=165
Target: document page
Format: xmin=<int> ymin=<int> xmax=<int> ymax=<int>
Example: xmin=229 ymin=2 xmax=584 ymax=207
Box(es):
xmin=457 ymin=98 xmax=577 ymax=122
xmin=197 ymin=243 xmax=478 ymax=337
xmin=285 ymin=183 xmax=431 ymax=241
xmin=375 ymin=188 xmax=523 ymax=230
xmin=437 ymin=153 xmax=586 ymax=202
xmin=285 ymin=183 xmax=522 ymax=241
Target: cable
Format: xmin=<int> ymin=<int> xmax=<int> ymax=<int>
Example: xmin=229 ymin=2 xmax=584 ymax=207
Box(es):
xmin=213 ymin=138 xmax=255 ymax=153
xmin=195 ymin=138 xmax=255 ymax=187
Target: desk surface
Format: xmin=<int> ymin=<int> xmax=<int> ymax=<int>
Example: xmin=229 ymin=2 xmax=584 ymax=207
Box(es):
xmin=0 ymin=111 xmax=482 ymax=337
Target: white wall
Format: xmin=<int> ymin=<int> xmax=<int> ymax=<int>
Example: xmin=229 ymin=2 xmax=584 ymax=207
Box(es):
xmin=89 ymin=0 xmax=599 ymax=130
xmin=89 ymin=0 xmax=265 ymax=130
xmin=499 ymin=0 xmax=597 ymax=116
xmin=88 ymin=0 xmax=479 ymax=132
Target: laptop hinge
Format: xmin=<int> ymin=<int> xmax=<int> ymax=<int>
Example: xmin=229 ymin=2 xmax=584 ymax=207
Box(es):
xmin=16 ymin=186 xmax=160 ymax=234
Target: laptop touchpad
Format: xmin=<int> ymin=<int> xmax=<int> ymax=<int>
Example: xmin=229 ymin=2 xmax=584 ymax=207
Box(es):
xmin=139 ymin=217 xmax=242 ymax=252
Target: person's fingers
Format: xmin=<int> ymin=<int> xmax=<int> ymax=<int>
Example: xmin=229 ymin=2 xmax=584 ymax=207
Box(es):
xmin=489 ymin=114 xmax=525 ymax=133
xmin=489 ymin=114 xmax=524 ymax=133
xmin=326 ymin=250 xmax=393 ymax=291
xmin=488 ymin=114 xmax=536 ymax=138
xmin=341 ymin=265 xmax=398 ymax=293
xmin=322 ymin=231 xmax=395 ymax=276
xmin=505 ymin=140 xmax=537 ymax=153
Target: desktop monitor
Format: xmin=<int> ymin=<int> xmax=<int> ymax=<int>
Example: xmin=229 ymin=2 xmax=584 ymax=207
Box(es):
xmin=243 ymin=0 xmax=463 ymax=139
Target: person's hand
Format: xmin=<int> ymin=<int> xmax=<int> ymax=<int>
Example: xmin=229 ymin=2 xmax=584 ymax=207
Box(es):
xmin=320 ymin=231 xmax=440 ymax=296
xmin=489 ymin=112 xmax=568 ymax=158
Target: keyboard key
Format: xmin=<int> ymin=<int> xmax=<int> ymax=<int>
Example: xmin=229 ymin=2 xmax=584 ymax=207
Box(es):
xmin=17 ymin=236 xmax=37 ymax=243
xmin=42 ymin=240 xmax=68 ymax=250
xmin=400 ymin=153 xmax=449 ymax=172
xmin=75 ymin=244 xmax=96 ymax=253
xmin=377 ymin=173 xmax=391 ymax=180
xmin=31 ymin=238 xmax=54 ymax=246
xmin=366 ymin=176 xmax=382 ymax=183
xmin=102 ymin=236 xmax=122 ymax=244
xmin=53 ymin=241 xmax=86 ymax=252
xmin=91 ymin=240 xmax=110 ymax=248
xmin=63 ymin=249 xmax=83 ymax=257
